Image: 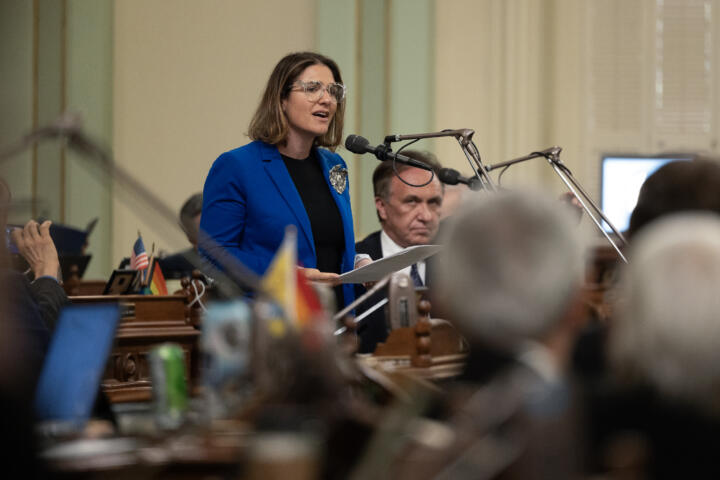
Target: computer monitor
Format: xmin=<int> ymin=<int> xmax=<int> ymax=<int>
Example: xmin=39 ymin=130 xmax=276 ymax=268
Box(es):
xmin=600 ymin=155 xmax=694 ymax=233
xmin=34 ymin=304 xmax=120 ymax=430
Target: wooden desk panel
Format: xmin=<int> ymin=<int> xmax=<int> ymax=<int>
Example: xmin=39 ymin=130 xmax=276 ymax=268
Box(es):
xmin=64 ymin=279 xmax=106 ymax=296
xmin=70 ymin=294 xmax=201 ymax=403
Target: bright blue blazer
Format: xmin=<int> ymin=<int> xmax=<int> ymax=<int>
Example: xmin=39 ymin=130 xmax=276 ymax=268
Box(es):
xmin=200 ymin=140 xmax=356 ymax=306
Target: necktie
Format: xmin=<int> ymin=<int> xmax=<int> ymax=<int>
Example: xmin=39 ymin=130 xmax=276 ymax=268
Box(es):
xmin=410 ymin=263 xmax=424 ymax=287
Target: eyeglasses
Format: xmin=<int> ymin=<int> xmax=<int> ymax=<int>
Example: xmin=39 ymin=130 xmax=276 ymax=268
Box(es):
xmin=291 ymin=80 xmax=346 ymax=104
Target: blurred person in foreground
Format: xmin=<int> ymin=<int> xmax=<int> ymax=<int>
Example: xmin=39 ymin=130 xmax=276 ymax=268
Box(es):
xmin=0 ymin=179 xmax=65 ymax=477
xmin=627 ymin=156 xmax=720 ymax=238
xmin=1 ymin=179 xmax=113 ymax=454
xmin=0 ymin=178 xmax=68 ymax=365
xmin=592 ymin=214 xmax=720 ymax=479
xmin=385 ymin=191 xmax=588 ymax=479
xmin=201 ymin=52 xmax=361 ymax=308
xmin=573 ymin=157 xmax=720 ymax=375
xmin=572 ymin=157 xmax=720 ymax=474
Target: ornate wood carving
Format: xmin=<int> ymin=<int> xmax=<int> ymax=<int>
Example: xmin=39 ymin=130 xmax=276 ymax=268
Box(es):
xmin=70 ymin=293 xmax=201 ymax=403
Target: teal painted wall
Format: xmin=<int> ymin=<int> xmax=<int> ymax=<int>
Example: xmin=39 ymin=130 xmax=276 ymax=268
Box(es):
xmin=0 ymin=0 xmax=113 ymax=279
xmin=36 ymin=0 xmax=64 ymax=223
xmin=388 ymin=0 xmax=434 ymax=137
xmin=0 ymin=1 xmax=34 ymax=224
xmin=316 ymin=0 xmax=435 ymax=240
xmin=65 ymin=0 xmax=113 ymax=278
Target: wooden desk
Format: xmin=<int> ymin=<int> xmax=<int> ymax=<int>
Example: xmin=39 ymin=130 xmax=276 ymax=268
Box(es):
xmin=65 ymin=279 xmax=106 ymax=296
xmin=370 ymin=318 xmax=468 ymax=381
xmin=70 ymin=294 xmax=201 ymax=403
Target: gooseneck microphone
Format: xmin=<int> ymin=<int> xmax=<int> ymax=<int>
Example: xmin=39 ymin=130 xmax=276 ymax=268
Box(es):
xmin=345 ymin=135 xmax=434 ymax=172
xmin=437 ymin=168 xmax=482 ymax=191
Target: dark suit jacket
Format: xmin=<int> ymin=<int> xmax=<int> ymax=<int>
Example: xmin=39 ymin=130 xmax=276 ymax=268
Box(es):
xmin=2 ymin=271 xmax=52 ymax=395
xmin=0 ymin=272 xmax=49 ymax=477
xmin=355 ymin=230 xmax=439 ymax=353
xmin=355 ymin=230 xmax=383 ymax=261
xmin=29 ymin=276 xmax=69 ymax=332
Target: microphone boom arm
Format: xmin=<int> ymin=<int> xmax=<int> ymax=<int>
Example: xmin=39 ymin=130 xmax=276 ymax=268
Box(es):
xmin=486 ymin=148 xmax=629 ymax=263
xmin=384 ymin=129 xmax=497 ymax=191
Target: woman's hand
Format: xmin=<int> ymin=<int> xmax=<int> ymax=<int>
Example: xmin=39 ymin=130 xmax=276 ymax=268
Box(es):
xmin=299 ymin=267 xmax=341 ymax=286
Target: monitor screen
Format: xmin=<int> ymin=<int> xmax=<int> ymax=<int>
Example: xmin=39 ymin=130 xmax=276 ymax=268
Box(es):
xmin=34 ymin=304 xmax=120 ymax=429
xmin=600 ymin=155 xmax=693 ymax=233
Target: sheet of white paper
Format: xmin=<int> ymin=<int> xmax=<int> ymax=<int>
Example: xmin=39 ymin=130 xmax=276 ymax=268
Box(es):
xmin=338 ymin=244 xmax=442 ymax=284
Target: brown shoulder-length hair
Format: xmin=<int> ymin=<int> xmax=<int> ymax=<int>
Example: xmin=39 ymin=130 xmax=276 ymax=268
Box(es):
xmin=248 ymin=52 xmax=345 ymax=150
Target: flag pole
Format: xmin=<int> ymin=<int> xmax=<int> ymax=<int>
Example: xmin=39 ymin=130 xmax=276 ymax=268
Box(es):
xmin=145 ymin=242 xmax=155 ymax=287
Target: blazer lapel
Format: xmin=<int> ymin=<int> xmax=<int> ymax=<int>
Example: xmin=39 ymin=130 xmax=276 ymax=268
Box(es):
xmin=317 ymin=150 xmax=349 ymax=213
xmin=260 ymin=143 xmax=315 ymax=256
xmin=318 ymin=150 xmax=355 ymax=274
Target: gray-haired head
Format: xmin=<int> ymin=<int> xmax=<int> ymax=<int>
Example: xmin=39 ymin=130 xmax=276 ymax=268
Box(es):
xmin=610 ymin=213 xmax=720 ymax=415
xmin=434 ymin=191 xmax=585 ymax=350
xmin=179 ymin=193 xmax=203 ymax=246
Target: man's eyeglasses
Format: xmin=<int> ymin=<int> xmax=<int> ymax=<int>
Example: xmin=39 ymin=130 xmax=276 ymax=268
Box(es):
xmin=291 ymin=80 xmax=346 ymax=104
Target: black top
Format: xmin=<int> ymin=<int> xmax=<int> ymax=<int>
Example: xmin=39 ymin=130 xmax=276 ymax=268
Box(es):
xmin=282 ymin=151 xmax=345 ymax=306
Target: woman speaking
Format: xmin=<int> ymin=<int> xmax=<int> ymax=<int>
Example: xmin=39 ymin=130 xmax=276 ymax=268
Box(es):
xmin=200 ymin=52 xmax=356 ymax=307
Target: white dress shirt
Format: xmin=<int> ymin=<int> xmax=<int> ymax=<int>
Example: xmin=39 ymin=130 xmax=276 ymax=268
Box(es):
xmin=380 ymin=229 xmax=427 ymax=284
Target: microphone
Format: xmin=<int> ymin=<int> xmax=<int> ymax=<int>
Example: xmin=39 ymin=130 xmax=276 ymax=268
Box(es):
xmin=437 ymin=168 xmax=482 ymax=191
xmin=345 ymin=135 xmax=434 ymax=172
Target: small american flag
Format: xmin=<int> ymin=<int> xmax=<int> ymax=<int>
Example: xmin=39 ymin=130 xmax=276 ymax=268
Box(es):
xmin=130 ymin=236 xmax=149 ymax=271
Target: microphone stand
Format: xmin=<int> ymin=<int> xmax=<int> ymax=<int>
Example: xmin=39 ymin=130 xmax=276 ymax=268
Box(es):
xmin=384 ymin=129 xmax=497 ymax=192
xmin=332 ymin=274 xmax=392 ymax=336
xmin=486 ymin=147 xmax=629 ymax=263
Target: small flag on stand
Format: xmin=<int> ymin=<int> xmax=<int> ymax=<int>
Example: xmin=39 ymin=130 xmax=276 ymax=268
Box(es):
xmin=130 ymin=233 xmax=150 ymax=285
xmin=130 ymin=235 xmax=149 ymax=270
xmin=295 ymin=268 xmax=324 ymax=329
xmin=261 ymin=228 xmax=297 ymax=324
xmin=148 ymin=259 xmax=168 ymax=295
xmin=261 ymin=227 xmax=324 ymax=329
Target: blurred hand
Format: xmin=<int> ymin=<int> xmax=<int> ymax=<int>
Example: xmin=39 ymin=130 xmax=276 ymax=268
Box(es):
xmin=353 ymin=257 xmax=375 ymax=289
xmin=299 ymin=267 xmax=340 ymax=286
xmin=11 ymin=220 xmax=60 ymax=279
xmin=354 ymin=257 xmax=372 ymax=269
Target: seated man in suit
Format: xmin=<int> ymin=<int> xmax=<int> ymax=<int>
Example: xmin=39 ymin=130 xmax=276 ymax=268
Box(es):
xmin=157 ymin=192 xmax=202 ymax=279
xmin=354 ymin=151 xmax=444 ymax=353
